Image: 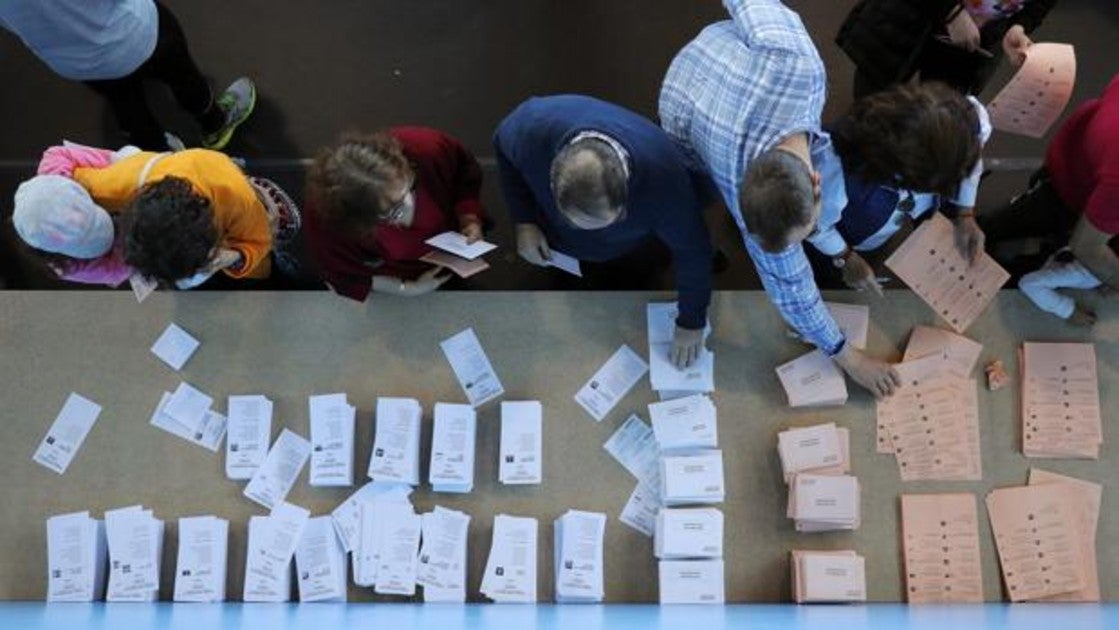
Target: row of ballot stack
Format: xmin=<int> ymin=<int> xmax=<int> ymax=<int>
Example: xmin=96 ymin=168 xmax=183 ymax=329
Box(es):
xmin=778 ymin=423 xmax=860 ymax=532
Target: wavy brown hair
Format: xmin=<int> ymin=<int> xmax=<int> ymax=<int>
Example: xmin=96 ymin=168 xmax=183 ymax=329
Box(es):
xmin=307 ymin=131 xmax=412 ymax=232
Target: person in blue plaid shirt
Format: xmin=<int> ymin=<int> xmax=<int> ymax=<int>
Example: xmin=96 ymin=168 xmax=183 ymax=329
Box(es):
xmin=658 ymin=0 xmax=904 ymax=398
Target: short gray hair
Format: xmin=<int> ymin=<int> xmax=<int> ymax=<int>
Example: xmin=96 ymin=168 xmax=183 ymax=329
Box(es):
xmin=550 ymin=139 xmax=627 ymax=219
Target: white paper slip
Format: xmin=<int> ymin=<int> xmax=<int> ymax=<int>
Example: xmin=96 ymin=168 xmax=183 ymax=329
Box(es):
xmin=374 ymin=506 xmax=423 ymax=596
xmin=825 ymin=302 xmax=869 ymax=351
xmin=603 ymin=414 xmax=661 ymax=488
xmin=424 ymin=231 xmax=498 ymax=260
xmin=150 ymin=323 xmax=200 ymax=371
xmin=295 ymin=516 xmax=348 ymax=602
xmin=658 ymin=559 xmax=725 ymax=604
xmin=649 ymin=394 xmax=718 ymax=451
xmin=368 ymin=397 xmax=422 ymax=486
xmin=243 ymin=502 xmax=310 ymax=602
xmin=481 ymin=514 xmax=539 ymax=603
xmin=243 ymin=429 xmax=312 ymax=510
xmin=499 ymin=401 xmax=543 ymax=485
xmin=104 ymin=506 xmax=163 ymax=602
xmin=777 ymin=423 xmax=842 ymax=479
xmin=655 ymin=508 xmax=723 ymax=560
xmin=574 ymin=345 xmax=649 ymax=422
xmin=440 ymin=328 xmax=505 ymax=407
xmin=33 ymin=393 xmax=101 ymax=475
xmin=163 ymin=381 xmax=214 ymax=434
xmin=330 ymin=482 xmax=413 ymax=554
xmin=775 ymin=350 xmax=849 ymax=407
xmin=417 ymin=507 xmax=471 ymax=603
xmin=429 ymin=403 xmax=477 ymax=493
xmin=149 ymin=392 xmax=226 ymax=452
xmin=554 ymin=510 xmax=607 ymax=603
xmin=660 ymin=450 xmax=725 ymax=506
xmin=46 ymin=511 xmax=107 ymax=602
xmin=225 ymin=395 xmax=274 ymax=480
xmin=620 ymin=482 xmax=661 ymax=537
xmin=546 ymin=250 xmax=583 ymax=277
xmin=173 ymin=515 xmax=229 ymax=603
xmin=129 ymin=272 xmax=157 ymax=303
xmin=309 ymin=393 xmax=355 ymax=487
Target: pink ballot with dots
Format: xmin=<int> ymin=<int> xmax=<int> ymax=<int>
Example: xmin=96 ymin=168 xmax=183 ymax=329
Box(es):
xmin=988 ymin=43 xmax=1076 ymax=138
xmin=901 ymin=493 xmax=984 ymax=603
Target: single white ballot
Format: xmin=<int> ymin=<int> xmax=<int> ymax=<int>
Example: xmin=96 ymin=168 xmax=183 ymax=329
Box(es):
xmin=554 ymin=510 xmax=607 ymax=603
xmin=149 ymin=392 xmax=226 ymax=452
xmin=150 ymin=323 xmax=200 ymax=371
xmin=429 ymin=402 xmax=477 ymax=493
xmin=374 ymin=506 xmax=423 ymax=596
xmin=294 ymin=516 xmax=348 ymax=602
xmin=574 ymin=345 xmax=649 ymax=422
xmin=33 ymin=393 xmax=101 ymax=475
xmin=603 ymin=414 xmax=661 ymax=489
xmin=440 ymin=328 xmax=505 ymax=407
xmin=309 ymin=393 xmax=355 ymax=487
xmin=648 ymin=394 xmax=718 ymax=451
xmin=417 ymin=507 xmax=471 ymax=603
xmin=788 ymin=474 xmax=861 ymax=532
xmin=546 ymin=250 xmax=583 ymax=277
xmin=225 ymin=395 xmax=273 ymax=480
xmin=104 ymin=506 xmax=163 ymax=602
xmin=654 ymin=508 xmax=724 ymax=560
xmin=330 ymin=482 xmax=412 ymax=554
xmin=777 ymin=423 xmax=843 ymax=480
xmin=658 ymin=559 xmax=725 ymax=605
xmin=163 ymin=381 xmax=214 ymax=434
xmin=368 ymin=397 xmax=422 ymax=486
xmin=620 ymin=482 xmax=662 ymax=537
xmin=647 ymin=302 xmax=715 ymax=393
xmin=243 ymin=503 xmax=308 ymax=603
xmin=424 ymin=230 xmax=498 ymax=260
xmin=499 ymin=401 xmax=543 ymax=485
xmin=243 ymin=429 xmax=311 ymax=510
xmin=46 ymin=511 xmax=107 ymax=602
xmin=792 ymin=551 xmax=867 ymax=603
xmin=775 ymin=350 xmax=849 ymax=407
xmin=480 ymin=514 xmax=538 ymax=603
xmin=173 ymin=515 xmax=228 ymax=602
xmin=129 ymin=272 xmax=157 ymax=303
xmin=660 ymin=450 xmax=725 ymax=506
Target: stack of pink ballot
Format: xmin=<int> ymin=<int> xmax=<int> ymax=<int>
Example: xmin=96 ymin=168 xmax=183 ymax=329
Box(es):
xmin=786 ymin=474 xmax=860 ymax=533
xmin=790 ymin=550 xmax=866 ymax=603
xmin=776 ymin=422 xmax=850 ymax=484
xmin=900 ymin=493 xmax=984 ymax=603
xmin=876 ymin=327 xmax=982 ymax=481
xmin=1020 ymin=342 xmax=1102 ymax=459
xmin=986 ymin=472 xmax=1101 ymax=602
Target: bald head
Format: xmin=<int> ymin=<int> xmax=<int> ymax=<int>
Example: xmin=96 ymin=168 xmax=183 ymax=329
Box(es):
xmin=550 ymin=138 xmax=628 ymax=228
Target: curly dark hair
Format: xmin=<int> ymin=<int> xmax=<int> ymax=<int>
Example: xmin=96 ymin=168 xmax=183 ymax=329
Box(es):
xmin=123 ymin=176 xmax=216 ymax=285
xmin=831 ymin=82 xmax=981 ymax=197
xmin=307 ymin=131 xmax=411 ymax=233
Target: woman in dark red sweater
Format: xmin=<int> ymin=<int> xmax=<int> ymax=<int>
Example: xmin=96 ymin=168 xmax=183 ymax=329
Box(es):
xmin=305 ymin=127 xmax=486 ymax=299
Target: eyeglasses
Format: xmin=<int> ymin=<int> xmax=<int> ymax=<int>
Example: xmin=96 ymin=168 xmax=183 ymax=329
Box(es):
xmin=381 ymin=177 xmax=416 ymax=225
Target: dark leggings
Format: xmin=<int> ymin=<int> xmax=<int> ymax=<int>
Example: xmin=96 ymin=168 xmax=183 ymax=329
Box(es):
xmin=85 ymin=2 xmax=223 ymax=150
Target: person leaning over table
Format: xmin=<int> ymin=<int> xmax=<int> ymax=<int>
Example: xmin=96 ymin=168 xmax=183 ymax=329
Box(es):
xmin=805 ymin=82 xmax=990 ymax=291
xmin=493 ymin=94 xmax=715 ymax=370
xmin=304 ymin=127 xmax=487 ymax=300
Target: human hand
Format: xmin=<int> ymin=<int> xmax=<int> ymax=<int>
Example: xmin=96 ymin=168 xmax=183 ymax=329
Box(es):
xmin=945 ymin=9 xmax=981 ymax=51
xmin=834 ymin=345 xmax=901 ymax=399
xmin=953 ymin=215 xmax=985 ymax=265
xmin=840 ymin=251 xmax=883 ymax=296
xmin=516 ymin=223 xmax=552 ymax=266
xmin=671 ymin=325 xmax=706 ymax=369
xmin=210 ymin=248 xmax=243 ymax=272
xmin=1002 ymin=25 xmax=1032 ymax=66
xmin=1067 ymin=302 xmax=1097 ymax=327
xmin=459 ymin=215 xmax=484 ymax=244
xmin=403 ymin=267 xmax=452 ymax=296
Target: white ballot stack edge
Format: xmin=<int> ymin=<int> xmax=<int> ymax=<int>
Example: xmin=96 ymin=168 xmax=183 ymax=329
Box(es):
xmin=173 ymin=516 xmax=228 ymax=603
xmin=554 ymin=510 xmax=606 ymax=603
xmin=294 ymin=516 xmax=348 ymax=602
xmin=481 ymin=514 xmax=538 ymax=603
xmin=429 ymin=402 xmax=477 ymax=493
xmin=660 ymin=450 xmax=725 ymax=506
xmin=46 ymin=511 xmax=107 ymax=602
xmin=654 ymin=508 xmax=723 ymax=560
xmin=657 ymin=559 xmax=725 ymax=605
xmin=499 ymin=401 xmax=543 ymax=485
xmin=309 ymin=393 xmax=356 ymax=487
xmin=225 ymin=395 xmax=274 ymax=481
xmin=243 ymin=428 xmax=312 ymax=510
xmin=787 ymin=474 xmax=861 ymax=533
xmin=149 ymin=391 xmax=227 ymax=453
xmin=417 ymin=507 xmax=471 ymax=602
xmin=104 ymin=505 xmax=164 ymax=602
xmin=368 ymin=397 xmax=423 ymax=486
xmin=791 ymin=550 xmax=867 ymax=603
xmin=243 ymin=502 xmax=309 ymax=602
xmin=649 ymin=394 xmax=718 ymax=452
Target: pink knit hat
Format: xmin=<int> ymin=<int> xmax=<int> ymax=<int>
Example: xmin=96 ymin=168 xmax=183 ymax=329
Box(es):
xmin=12 ymin=175 xmax=114 ymax=259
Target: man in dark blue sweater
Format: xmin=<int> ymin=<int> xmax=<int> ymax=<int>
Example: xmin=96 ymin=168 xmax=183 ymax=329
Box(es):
xmin=493 ymin=94 xmax=714 ymax=368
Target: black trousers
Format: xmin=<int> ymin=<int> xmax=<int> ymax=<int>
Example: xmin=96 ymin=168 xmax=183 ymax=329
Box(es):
xmin=85 ymin=2 xmax=223 ymax=150
xmin=978 ymin=170 xmax=1080 ymax=279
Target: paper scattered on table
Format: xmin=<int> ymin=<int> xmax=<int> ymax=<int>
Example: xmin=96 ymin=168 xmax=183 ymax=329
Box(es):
xmin=163 ymin=382 xmax=214 ymax=435
xmin=481 ymin=514 xmax=538 ymax=603
xmin=104 ymin=505 xmax=163 ymax=602
xmin=225 ymin=395 xmax=273 ymax=480
xmin=603 ymin=414 xmax=661 ymax=489
xmin=149 ymin=391 xmax=226 ymax=452
xmin=658 ymin=559 xmax=724 ymax=604
xmin=308 ymin=393 xmax=355 ymax=487
xmin=574 ymin=344 xmax=648 ymax=421
xmin=440 ymin=328 xmax=505 ymax=407
xmin=129 ymin=272 xmax=157 ymax=303
xmin=546 ymin=250 xmax=583 ymax=277
xmin=1028 ymin=469 xmax=1102 ymax=602
xmin=660 ymin=450 xmax=724 ymax=505
xmin=554 ymin=510 xmax=606 ymax=603
xmin=294 ymin=516 xmax=348 ymax=602
xmin=988 ymin=43 xmax=1076 ymax=138
xmin=648 ymin=393 xmax=717 ymax=451
xmin=243 ymin=429 xmax=311 ymax=510
xmin=33 ymin=392 xmax=101 ymax=475
xmin=243 ymin=502 xmax=309 ymax=602
xmin=655 ymin=508 xmax=723 ymax=560
xmin=45 ymin=511 xmax=107 ymax=602
xmin=1020 ymin=342 xmax=1101 ymax=459
xmin=368 ymin=397 xmax=422 ymax=486
xmin=902 ymin=325 xmax=982 ymax=378
xmin=150 ymin=323 xmax=200 ymax=371
xmin=429 ymin=402 xmax=477 ymax=493
xmin=791 ymin=550 xmax=866 ymax=603
xmin=775 ymin=350 xmax=848 ymax=407
xmin=420 ymin=250 xmax=491 ymax=278
xmin=787 ymin=474 xmax=860 ymax=532
xmin=330 ymin=482 xmax=412 ymax=554
xmin=647 ymin=302 xmax=714 ymax=393
xmin=352 ymin=486 xmax=416 ymax=587
xmin=173 ymin=515 xmax=228 ymax=603
xmin=424 ymin=231 xmax=498 ymax=260
xmin=499 ymin=401 xmax=543 ymax=485
xmin=900 ymin=493 xmax=983 ymax=603
xmin=620 ymin=481 xmax=661 ymax=537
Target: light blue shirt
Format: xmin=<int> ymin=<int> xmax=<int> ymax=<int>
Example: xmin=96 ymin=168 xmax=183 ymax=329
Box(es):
xmin=0 ymin=0 xmax=158 ymax=81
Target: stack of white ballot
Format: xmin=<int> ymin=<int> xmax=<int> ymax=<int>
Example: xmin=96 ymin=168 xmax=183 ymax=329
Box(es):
xmin=243 ymin=428 xmax=311 ymax=509
xmin=646 ymin=302 xmax=714 ymax=395
xmin=553 ymin=510 xmax=606 ymax=603
xmin=173 ymin=515 xmax=228 ymax=602
xmin=243 ymin=501 xmax=309 ymax=602
xmin=308 ymin=393 xmax=355 ymax=487
xmin=658 ymin=560 xmax=725 ymax=605
xmin=353 ymin=491 xmax=422 ymax=596
xmin=499 ymin=401 xmax=542 ymax=485
xmin=46 ymin=511 xmax=107 ymax=602
xmin=149 ymin=384 xmax=227 ymax=452
xmin=368 ymin=397 xmax=422 ymax=486
xmin=481 ymin=514 xmax=538 ymax=603
xmin=775 ymin=350 xmax=848 ymax=407
xmin=660 ymin=450 xmax=725 ymax=506
xmin=429 ymin=403 xmax=477 ymax=493
xmin=786 ymin=474 xmax=861 ymax=532
xmin=648 ymin=394 xmax=717 ymax=451
xmin=417 ymin=507 xmax=471 ymax=602
xmin=105 ymin=505 xmax=164 ymax=602
xmin=330 ymin=482 xmax=411 ymax=555
xmin=777 ymin=423 xmax=851 ymax=483
xmin=225 ymin=394 xmax=273 ymax=480
xmin=654 ymin=508 xmax=723 ymax=560
xmin=294 ymin=516 xmax=347 ymax=602
xmin=791 ymin=550 xmax=867 ymax=603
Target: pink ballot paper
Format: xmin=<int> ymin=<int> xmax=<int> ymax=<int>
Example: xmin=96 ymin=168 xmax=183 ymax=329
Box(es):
xmin=1028 ymin=469 xmax=1102 ymax=602
xmin=1020 ymin=342 xmax=1101 ymax=459
xmin=885 ymin=213 xmax=1009 ymax=333
xmin=988 ymin=43 xmax=1076 ymax=138
xmin=901 ymin=493 xmax=984 ymax=603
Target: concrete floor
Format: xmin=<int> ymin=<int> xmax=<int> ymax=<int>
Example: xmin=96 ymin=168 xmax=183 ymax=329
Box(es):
xmin=1 ymin=0 xmax=1116 ymax=290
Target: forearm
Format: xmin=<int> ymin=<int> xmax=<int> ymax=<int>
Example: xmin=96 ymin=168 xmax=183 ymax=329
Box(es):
xmin=371 ymin=275 xmax=409 ymax=296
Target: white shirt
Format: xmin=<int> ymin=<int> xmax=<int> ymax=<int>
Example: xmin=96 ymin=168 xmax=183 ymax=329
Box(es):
xmin=0 ymin=0 xmax=158 ymax=81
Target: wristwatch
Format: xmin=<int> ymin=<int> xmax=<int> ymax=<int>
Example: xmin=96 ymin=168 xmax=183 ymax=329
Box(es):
xmin=832 ymin=248 xmax=852 ymax=269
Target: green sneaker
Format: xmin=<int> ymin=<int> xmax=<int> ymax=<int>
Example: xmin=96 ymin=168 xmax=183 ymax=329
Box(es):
xmin=202 ymin=77 xmax=256 ymax=151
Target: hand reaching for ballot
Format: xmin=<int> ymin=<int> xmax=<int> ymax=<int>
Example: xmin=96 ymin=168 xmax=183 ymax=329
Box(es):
xmin=516 ymin=223 xmax=552 ymax=266
xmin=834 ymin=344 xmax=901 ymax=399
xmin=840 ymin=251 xmax=883 ymax=296
xmin=1002 ymin=25 xmax=1032 ymax=66
xmin=459 ymin=215 xmax=484 ymax=244
xmin=403 ymin=267 xmax=452 ymax=296
xmin=671 ymin=325 xmax=705 ymax=369
xmin=953 ymin=215 xmax=986 ymax=265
